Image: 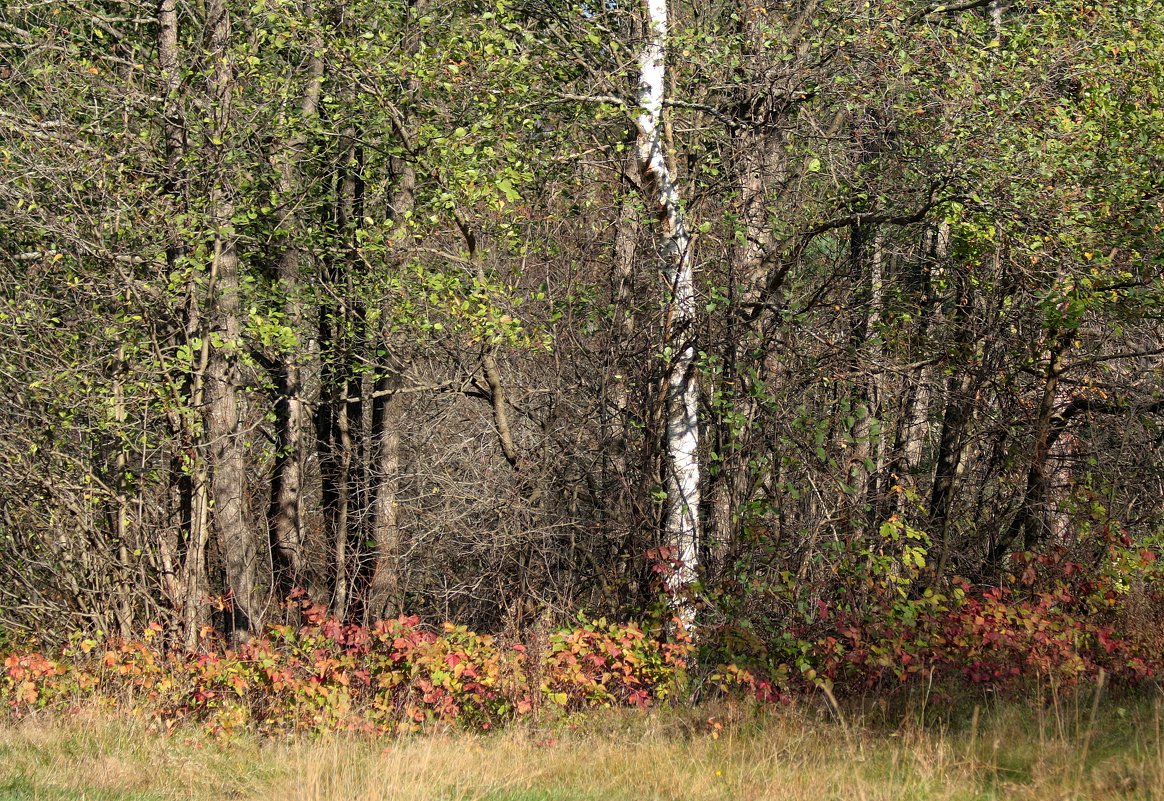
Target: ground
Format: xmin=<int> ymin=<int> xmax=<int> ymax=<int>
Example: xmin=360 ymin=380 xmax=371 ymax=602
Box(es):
xmin=1 ymin=696 xmax=1161 ymax=800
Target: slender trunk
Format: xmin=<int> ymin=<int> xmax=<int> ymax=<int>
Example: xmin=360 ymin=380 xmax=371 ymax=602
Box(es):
xmin=365 ymin=147 xmax=416 ymax=624
xmin=366 ymin=390 xmax=403 ymax=621
xmin=323 ymin=132 xmax=363 ymax=620
xmin=851 ymin=228 xmax=885 ymax=525
xmin=706 ymin=123 xmax=782 ymax=566
xmin=606 ymin=142 xmax=644 ymax=598
xmin=901 ymin=367 xmax=934 ymax=473
xmin=203 ymin=0 xmax=259 ymax=643
xmin=928 ymin=261 xmax=976 ymax=573
xmin=111 ymin=340 xmax=133 ymax=637
xmin=315 ymin=143 xmax=343 ymax=608
xmin=929 ymin=236 xmax=1006 ymax=580
xmin=1046 ymin=427 xmax=1075 ymax=542
xmin=609 ymin=143 xmax=640 ymax=481
xmin=158 ymin=0 xmax=184 ymax=207
xmin=989 ymin=339 xmax=1067 ymax=566
xmin=483 ymin=348 xmax=519 ymax=467
xmin=205 ymin=233 xmax=259 ymax=640
xmin=268 ymin=18 xmax=325 ymax=598
xmin=929 ymin=371 xmax=973 ymax=557
xmin=268 ymin=362 xmax=306 ymax=594
xmin=706 ymin=2 xmax=789 ymax=569
xmin=157 ymin=0 xmax=209 ymax=647
xmin=634 ymin=0 xmax=700 ymax=621
xmin=182 ymin=309 xmax=213 ymax=649
xmin=988 ymin=0 xmax=1009 ymax=46
xmin=333 ymin=389 xmax=352 ymax=619
xmin=894 ymin=222 xmax=948 ymax=491
xmin=315 ymin=292 xmax=339 ymax=603
xmin=448 ymin=205 xmax=521 ymax=472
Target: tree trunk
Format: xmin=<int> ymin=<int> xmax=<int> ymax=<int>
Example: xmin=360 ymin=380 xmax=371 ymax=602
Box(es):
xmin=988 ymin=1 xmax=1010 ymax=46
xmin=320 ymin=131 xmax=364 ymax=620
xmin=847 ymin=226 xmax=885 ymax=519
xmin=157 ymin=0 xmax=211 ymax=648
xmin=203 ymin=0 xmax=259 ymax=643
xmin=267 ymin=15 xmax=325 ymax=599
xmin=989 ymin=338 xmax=1068 ymax=567
xmin=634 ymin=0 xmax=700 ymax=623
xmin=365 ymin=145 xmax=416 ymax=624
xmin=608 ymin=143 xmax=640 ymax=488
xmin=366 ymin=389 xmax=403 ymax=622
xmin=705 ymin=119 xmax=783 ymax=568
xmin=111 ymin=340 xmax=133 ymax=638
xmin=929 ymin=246 xmax=986 ymax=579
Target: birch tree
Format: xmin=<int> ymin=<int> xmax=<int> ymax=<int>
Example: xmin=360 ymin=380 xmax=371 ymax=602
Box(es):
xmin=633 ymin=0 xmax=700 ymax=618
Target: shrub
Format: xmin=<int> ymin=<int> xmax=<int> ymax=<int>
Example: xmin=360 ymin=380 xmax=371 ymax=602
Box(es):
xmin=1 ymin=601 xmax=693 ymax=735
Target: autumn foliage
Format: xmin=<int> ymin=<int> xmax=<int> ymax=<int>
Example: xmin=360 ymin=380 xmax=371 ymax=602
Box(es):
xmin=4 ymin=532 xmax=1163 ymax=736
xmin=702 ymin=524 xmax=1164 ymax=697
xmin=1 ymin=596 xmax=693 ymax=735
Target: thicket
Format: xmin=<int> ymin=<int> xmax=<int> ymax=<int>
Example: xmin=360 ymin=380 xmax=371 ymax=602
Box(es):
xmin=1 ymin=0 xmax=1163 ymax=704
xmin=5 ymin=527 xmax=1163 ymax=735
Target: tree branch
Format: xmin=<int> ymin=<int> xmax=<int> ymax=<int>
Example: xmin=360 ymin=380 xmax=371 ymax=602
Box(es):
xmin=908 ymin=0 xmax=994 ymax=24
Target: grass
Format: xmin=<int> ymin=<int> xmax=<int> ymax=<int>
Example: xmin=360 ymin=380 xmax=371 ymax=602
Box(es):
xmin=1 ymin=694 xmax=1162 ymax=801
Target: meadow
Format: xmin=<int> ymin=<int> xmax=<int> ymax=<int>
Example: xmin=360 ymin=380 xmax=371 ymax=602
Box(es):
xmin=3 ymin=694 xmax=1162 ymax=801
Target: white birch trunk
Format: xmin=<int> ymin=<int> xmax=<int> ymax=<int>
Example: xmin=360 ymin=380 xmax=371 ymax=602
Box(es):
xmin=634 ymin=0 xmax=700 ymax=621
xmin=988 ymin=0 xmax=1008 ymax=46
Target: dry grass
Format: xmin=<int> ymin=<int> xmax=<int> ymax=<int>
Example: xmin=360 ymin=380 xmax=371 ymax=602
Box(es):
xmin=2 ymin=696 xmax=1162 ymax=801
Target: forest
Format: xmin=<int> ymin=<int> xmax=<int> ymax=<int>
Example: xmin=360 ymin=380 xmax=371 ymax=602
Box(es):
xmin=2 ymin=0 xmax=1164 ymax=723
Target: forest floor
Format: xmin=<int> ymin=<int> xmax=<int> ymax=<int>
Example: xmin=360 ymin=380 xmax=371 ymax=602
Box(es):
xmin=1 ymin=694 xmax=1162 ymax=801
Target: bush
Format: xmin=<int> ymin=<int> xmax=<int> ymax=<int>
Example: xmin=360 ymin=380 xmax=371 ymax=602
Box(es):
xmin=1 ymin=601 xmax=693 ymax=735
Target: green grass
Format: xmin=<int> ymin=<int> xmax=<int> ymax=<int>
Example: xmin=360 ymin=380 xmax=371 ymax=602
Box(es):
xmin=1 ymin=695 xmax=1162 ymax=800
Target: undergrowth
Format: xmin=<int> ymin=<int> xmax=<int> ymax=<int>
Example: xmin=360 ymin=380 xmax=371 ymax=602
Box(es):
xmin=3 ymin=550 xmax=1163 ymax=738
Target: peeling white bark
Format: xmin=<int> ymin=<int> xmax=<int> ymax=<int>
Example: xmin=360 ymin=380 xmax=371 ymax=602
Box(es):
xmin=634 ymin=0 xmax=700 ymax=621
xmin=988 ymin=0 xmax=1007 ymax=45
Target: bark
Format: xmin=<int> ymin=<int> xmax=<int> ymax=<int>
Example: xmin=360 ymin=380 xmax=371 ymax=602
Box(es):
xmin=704 ymin=3 xmax=791 ymax=572
xmin=365 ymin=3 xmax=426 ymax=619
xmin=205 ymin=237 xmax=259 ymax=641
xmin=179 ymin=282 xmax=214 ymax=648
xmin=365 ymin=142 xmax=417 ymax=624
xmin=900 ymin=370 xmax=934 ymax=472
xmin=181 ymin=452 xmax=212 ymax=650
xmin=111 ymin=341 xmax=132 ymax=638
xmin=634 ymin=0 xmax=700 ymax=621
xmin=267 ymin=15 xmax=325 ymax=598
xmin=157 ymin=0 xmax=184 ymax=207
xmin=268 ymin=359 xmax=307 ymax=593
xmin=603 ymin=141 xmax=644 ymax=598
xmin=157 ymin=0 xmax=209 ymax=648
xmin=450 ymin=203 xmax=522 ymax=472
xmin=929 ymin=370 xmax=973 ymax=563
xmin=315 ymin=257 xmax=348 ymax=618
xmin=928 ymin=258 xmax=977 ymax=570
xmin=319 ymin=131 xmax=364 ymax=620
xmin=706 ymin=123 xmax=783 ymax=564
xmin=928 ymin=236 xmax=1004 ymax=579
xmin=988 ymin=0 xmax=1009 ymax=45
xmin=366 ymin=388 xmax=403 ymax=622
xmin=988 ymin=338 xmax=1068 ymax=567
xmin=895 ymin=222 xmax=948 ymax=483
xmin=333 ymin=384 xmax=352 ymax=619
xmin=203 ymin=0 xmax=259 ymax=642
xmin=850 ymin=228 xmax=885 ymax=523
xmin=483 ymin=348 xmax=520 ymax=468
xmin=608 ymin=143 xmax=640 ymax=482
